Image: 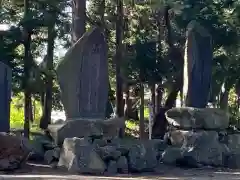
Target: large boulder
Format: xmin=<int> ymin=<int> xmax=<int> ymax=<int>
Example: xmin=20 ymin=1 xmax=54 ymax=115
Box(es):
xmin=162 ymin=131 xmax=229 ymax=167
xmin=58 ymin=137 xmax=106 ymax=174
xmin=166 ymin=107 xmax=229 ymax=130
xmin=167 ymin=130 xmax=228 ymax=147
xmin=0 ymin=133 xmax=31 ymax=171
xmin=44 ymin=147 xmax=61 ymax=164
xmin=97 ymin=146 xmax=121 ymax=161
xmin=28 ymin=135 xmax=56 ymax=161
xmin=48 ymin=117 xmax=125 ymax=146
xmin=166 ymin=130 xmax=189 ymax=147
xmin=161 ymin=147 xmax=183 ymax=165
xmin=128 ymin=140 xmax=161 ymax=172
xmin=181 ymin=131 xmax=229 ymax=166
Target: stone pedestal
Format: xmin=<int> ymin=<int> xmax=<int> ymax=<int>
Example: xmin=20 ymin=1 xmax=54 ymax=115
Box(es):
xmin=48 ymin=117 xmax=125 ymax=146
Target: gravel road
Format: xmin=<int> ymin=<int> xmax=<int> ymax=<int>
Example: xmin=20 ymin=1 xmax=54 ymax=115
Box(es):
xmin=0 ymin=163 xmax=239 ymax=180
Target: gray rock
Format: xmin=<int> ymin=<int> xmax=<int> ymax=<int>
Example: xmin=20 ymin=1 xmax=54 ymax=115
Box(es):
xmin=110 ymin=138 xmax=166 ymax=158
xmin=93 ymin=139 xmax=107 ymax=147
xmin=97 ymin=146 xmax=121 ymax=161
xmin=182 ymin=131 xmax=228 ymax=166
xmin=48 ymin=120 xmax=103 ymax=146
xmin=166 ymin=107 xmax=229 ymax=130
xmin=162 ymin=131 xmax=230 ymax=167
xmin=58 ymin=137 xmax=106 ymax=174
xmin=117 ymin=156 xmax=128 ymax=174
xmin=225 ymin=153 xmax=240 ymax=169
xmin=228 ymin=134 xmax=240 ymax=154
xmin=0 ymin=133 xmax=30 ymax=171
xmin=106 ymin=160 xmax=118 ymax=174
xmin=110 ymin=139 xmax=133 ymax=156
xmin=161 ymin=147 xmax=183 ymax=165
xmin=128 ymin=142 xmax=158 ymax=172
xmin=167 ymin=130 xmax=189 ymax=147
xmin=44 ymin=148 xmax=61 ymax=164
xmin=28 ymin=139 xmax=45 ymax=161
xmin=102 ymin=117 xmax=125 ymax=139
xmin=33 ymin=134 xmax=56 ymax=150
xmin=48 ymin=117 xmax=124 ymax=146
xmin=168 ymin=130 xmax=227 ymax=147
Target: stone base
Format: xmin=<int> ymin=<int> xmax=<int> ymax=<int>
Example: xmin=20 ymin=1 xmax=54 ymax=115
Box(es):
xmin=47 ymin=117 xmax=125 ymax=146
xmin=57 ymin=136 xmax=166 ymax=174
xmin=166 ymin=107 xmax=229 ymax=130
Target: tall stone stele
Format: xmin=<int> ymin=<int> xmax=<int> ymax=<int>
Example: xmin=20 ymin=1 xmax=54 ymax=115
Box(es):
xmin=57 ymin=28 xmax=109 ymax=120
xmin=0 ymin=62 xmax=12 ymax=132
xmin=48 ymin=28 xmax=124 ymax=145
xmin=183 ymin=21 xmax=213 ymax=108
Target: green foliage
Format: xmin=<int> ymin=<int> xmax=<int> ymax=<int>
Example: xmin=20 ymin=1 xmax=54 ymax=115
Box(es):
xmin=10 ymin=93 xmax=42 ymax=129
xmin=229 ymin=88 xmax=240 ymax=125
xmin=1 ymin=0 xmax=240 ymax=129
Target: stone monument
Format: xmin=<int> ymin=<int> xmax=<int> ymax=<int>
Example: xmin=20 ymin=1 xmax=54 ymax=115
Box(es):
xmin=183 ymin=20 xmax=213 ymax=108
xmin=0 ymin=62 xmax=12 ymax=132
xmin=48 ymin=28 xmax=124 ymax=145
xmin=57 ymin=28 xmax=108 ymax=120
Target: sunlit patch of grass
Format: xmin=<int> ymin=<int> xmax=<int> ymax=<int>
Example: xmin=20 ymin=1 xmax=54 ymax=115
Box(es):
xmin=125 ymin=119 xmax=139 ymax=131
xmin=144 ymin=107 xmax=149 ymax=119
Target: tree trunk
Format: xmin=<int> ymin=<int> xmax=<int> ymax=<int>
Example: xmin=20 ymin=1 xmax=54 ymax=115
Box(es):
xmin=152 ymin=6 xmax=184 ymax=139
xmin=124 ymin=84 xmax=130 ymax=117
xmin=219 ymin=84 xmax=229 ymax=112
xmin=97 ymin=0 xmax=113 ymax=118
xmin=40 ymin=16 xmax=55 ymax=129
xmin=220 ymin=90 xmax=229 ymax=111
xmin=139 ymin=83 xmax=145 ymax=139
xmin=116 ymin=0 xmax=124 ymax=137
xmin=150 ymin=83 xmax=155 ymax=116
xmin=155 ymin=11 xmax=163 ymax=114
xmin=152 ymin=80 xmax=181 ymax=139
xmin=72 ymin=0 xmax=86 ymax=43
xmin=155 ymin=84 xmax=163 ymax=113
xmin=29 ymin=96 xmax=33 ymax=122
xmin=23 ymin=0 xmax=32 ymax=139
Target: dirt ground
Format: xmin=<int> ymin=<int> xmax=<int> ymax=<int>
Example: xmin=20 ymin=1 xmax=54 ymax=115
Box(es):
xmin=0 ymin=163 xmax=240 ymax=180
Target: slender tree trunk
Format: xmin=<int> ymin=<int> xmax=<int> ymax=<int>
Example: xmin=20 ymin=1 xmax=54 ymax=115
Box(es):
xmin=155 ymin=11 xmax=163 ymax=113
xmin=155 ymin=84 xmax=163 ymax=113
xmin=23 ymin=0 xmax=32 ymax=138
xmin=219 ymin=84 xmax=229 ymax=112
xmin=139 ymin=83 xmax=145 ymax=139
xmin=40 ymin=15 xmax=55 ymax=129
xmin=29 ymin=97 xmax=33 ymax=122
xmin=72 ymin=0 xmax=86 ymax=43
xmin=150 ymin=83 xmax=155 ymax=115
xmin=116 ymin=0 xmax=124 ymax=137
xmin=124 ymin=84 xmax=130 ymax=117
xmin=220 ymin=91 xmax=229 ymax=111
